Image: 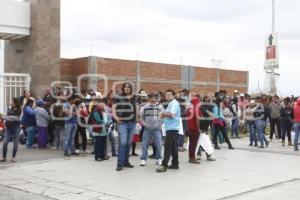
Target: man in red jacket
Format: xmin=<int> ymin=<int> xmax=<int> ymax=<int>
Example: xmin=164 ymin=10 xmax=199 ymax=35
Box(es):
xmin=293 ymin=97 xmax=300 ymax=151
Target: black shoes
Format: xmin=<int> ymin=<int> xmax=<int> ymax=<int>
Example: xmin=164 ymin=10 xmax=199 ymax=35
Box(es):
xmin=168 ymin=165 xmax=179 ymax=169
xmin=64 ymin=152 xmax=71 ymax=157
xmin=71 ymin=152 xmax=79 ymax=156
xmin=95 ymin=157 xmax=104 ymax=161
xmin=116 ymin=166 xmax=123 ymax=171
xmin=116 ymin=163 xmax=134 ymax=171
xmin=124 ymin=163 xmax=134 ymax=168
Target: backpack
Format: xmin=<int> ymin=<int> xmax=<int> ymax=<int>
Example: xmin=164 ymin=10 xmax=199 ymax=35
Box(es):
xmin=88 ymin=111 xmax=103 ymax=133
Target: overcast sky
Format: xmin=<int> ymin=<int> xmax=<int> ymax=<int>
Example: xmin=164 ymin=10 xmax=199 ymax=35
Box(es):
xmin=61 ymin=0 xmax=300 ymax=96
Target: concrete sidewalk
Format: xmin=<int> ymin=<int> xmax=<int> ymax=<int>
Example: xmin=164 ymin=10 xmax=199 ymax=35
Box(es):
xmin=0 ymin=138 xmax=300 ymax=200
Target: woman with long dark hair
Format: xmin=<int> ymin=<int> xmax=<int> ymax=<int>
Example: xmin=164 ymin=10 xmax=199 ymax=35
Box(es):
xmin=112 ymin=83 xmax=138 ymax=171
xmin=103 ymin=90 xmax=117 ymax=157
xmin=1 ymin=98 xmax=22 ymax=162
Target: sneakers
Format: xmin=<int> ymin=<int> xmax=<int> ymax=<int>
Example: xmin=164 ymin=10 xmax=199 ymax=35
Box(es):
xmin=207 ymin=155 xmax=216 ymax=161
xmin=156 ymin=159 xmax=162 ymax=165
xmin=156 ymin=165 xmax=167 ymax=173
xmin=140 ymin=160 xmax=146 ymax=166
xmin=83 ymin=150 xmax=90 ymax=154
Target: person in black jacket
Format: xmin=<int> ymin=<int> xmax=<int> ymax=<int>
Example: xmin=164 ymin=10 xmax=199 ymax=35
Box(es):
xmin=280 ymin=97 xmax=294 ymax=146
xmin=1 ymin=98 xmax=22 ymax=162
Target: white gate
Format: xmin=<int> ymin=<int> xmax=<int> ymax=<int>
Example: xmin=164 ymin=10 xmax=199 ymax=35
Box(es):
xmin=0 ymin=73 xmax=31 ymax=113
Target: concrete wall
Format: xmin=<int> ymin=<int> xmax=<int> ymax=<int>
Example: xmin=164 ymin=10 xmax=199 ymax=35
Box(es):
xmin=61 ymin=56 xmax=248 ymax=96
xmin=0 ymin=40 xmax=4 ymax=113
xmin=4 ymin=0 xmax=60 ymax=97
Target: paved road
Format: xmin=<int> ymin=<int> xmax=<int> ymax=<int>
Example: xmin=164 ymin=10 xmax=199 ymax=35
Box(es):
xmin=0 ymin=138 xmax=299 ymax=200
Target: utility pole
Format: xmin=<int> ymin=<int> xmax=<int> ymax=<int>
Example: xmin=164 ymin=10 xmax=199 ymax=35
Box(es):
xmin=270 ymin=0 xmax=276 ymax=94
xmin=136 ymin=52 xmax=141 ymax=93
xmin=211 ymin=58 xmax=223 ymax=92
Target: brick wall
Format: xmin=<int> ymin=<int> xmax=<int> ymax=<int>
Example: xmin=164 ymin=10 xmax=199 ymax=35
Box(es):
xmin=60 ymin=57 xmax=88 ymax=87
xmin=194 ymin=67 xmax=217 ymax=82
xmin=60 ymin=56 xmax=248 ymax=96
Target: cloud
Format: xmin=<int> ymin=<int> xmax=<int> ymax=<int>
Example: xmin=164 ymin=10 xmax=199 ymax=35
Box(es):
xmin=61 ymin=0 xmax=300 ymax=95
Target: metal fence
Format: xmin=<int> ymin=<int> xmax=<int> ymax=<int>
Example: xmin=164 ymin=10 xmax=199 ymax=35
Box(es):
xmin=0 ymin=73 xmax=30 ymax=113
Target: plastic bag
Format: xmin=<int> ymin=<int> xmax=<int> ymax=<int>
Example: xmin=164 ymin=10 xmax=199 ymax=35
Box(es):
xmin=19 ymin=129 xmax=27 ymax=145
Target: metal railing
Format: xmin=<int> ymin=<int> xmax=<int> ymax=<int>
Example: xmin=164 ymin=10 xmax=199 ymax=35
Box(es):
xmin=0 ymin=73 xmax=30 ymax=113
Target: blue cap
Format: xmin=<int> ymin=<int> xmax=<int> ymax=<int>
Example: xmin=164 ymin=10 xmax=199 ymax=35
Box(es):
xmin=36 ymin=99 xmax=44 ymax=106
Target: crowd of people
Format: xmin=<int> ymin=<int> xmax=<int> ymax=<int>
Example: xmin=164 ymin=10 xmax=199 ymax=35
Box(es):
xmin=0 ymin=84 xmax=300 ymax=173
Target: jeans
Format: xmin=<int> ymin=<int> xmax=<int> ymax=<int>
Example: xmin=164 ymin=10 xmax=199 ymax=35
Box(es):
xmin=117 ymin=122 xmax=136 ymax=166
xmin=294 ymin=123 xmax=300 ymax=150
xmin=270 ymin=118 xmax=282 ymax=139
xmin=53 ymin=125 xmax=65 ymax=149
xmin=162 ymin=130 xmax=179 ymax=167
xmin=108 ymin=129 xmax=117 ymax=155
xmin=26 ymin=126 xmax=37 ymax=148
xmin=3 ymin=126 xmax=20 ymax=158
xmin=255 ymin=119 xmax=268 ymax=146
xmin=75 ymin=125 xmax=87 ymax=151
xmin=247 ymin=121 xmax=257 ymax=145
xmin=281 ymin=120 xmax=292 ymax=142
xmin=141 ymin=130 xmax=162 ymax=161
xmin=231 ymin=118 xmax=239 ymax=137
xmin=64 ymin=123 xmax=77 ymax=153
xmin=213 ymin=124 xmax=232 ymax=148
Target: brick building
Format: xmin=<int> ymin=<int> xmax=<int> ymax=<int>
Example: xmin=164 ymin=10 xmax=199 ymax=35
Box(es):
xmin=60 ymin=56 xmax=248 ymax=97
